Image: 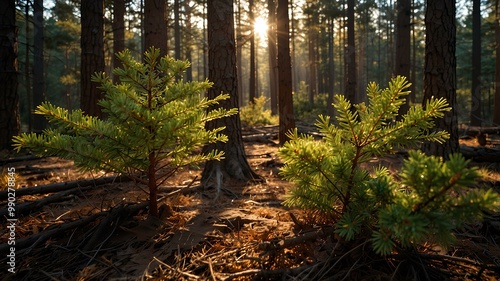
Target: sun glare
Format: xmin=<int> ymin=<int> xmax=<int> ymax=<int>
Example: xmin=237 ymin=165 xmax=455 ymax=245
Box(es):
xmin=254 ymin=16 xmax=268 ymax=39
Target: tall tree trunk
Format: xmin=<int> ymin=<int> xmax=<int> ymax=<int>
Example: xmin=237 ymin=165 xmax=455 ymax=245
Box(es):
xmin=144 ymin=0 xmax=167 ymax=57
xmin=0 ymin=0 xmax=20 ymax=150
xmin=395 ymin=0 xmax=411 ymax=116
xmin=277 ymin=0 xmax=295 ymax=145
xmin=33 ymin=0 xmax=45 ymax=131
xmin=268 ymin=0 xmax=278 ymax=115
xmin=327 ymin=16 xmax=335 ymax=118
xmin=174 ymin=0 xmax=181 ymax=60
xmin=409 ymin=0 xmax=416 ymax=104
xmin=113 ymin=0 xmax=125 ymax=83
xmin=345 ymin=0 xmax=357 ymax=104
xmin=202 ymin=0 xmax=258 ymax=186
xmin=290 ymin=0 xmax=298 ymax=93
xmin=249 ymin=0 xmax=256 ymax=103
xmin=307 ymin=11 xmax=318 ymax=106
xmin=185 ymin=1 xmax=193 ymax=81
xmin=236 ymin=0 xmax=244 ymax=106
xmin=24 ymin=2 xmax=32 ymax=132
xmin=422 ymin=0 xmax=458 ymax=158
xmin=494 ymin=0 xmax=500 ymax=125
xmin=81 ymin=0 xmax=105 ymax=117
xmin=470 ymin=0 xmax=482 ymax=126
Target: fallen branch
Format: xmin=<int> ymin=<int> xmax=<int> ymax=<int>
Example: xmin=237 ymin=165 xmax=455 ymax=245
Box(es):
xmin=0 ymin=185 xmax=96 ymax=220
xmin=0 ymin=211 xmax=106 ymax=255
xmin=460 ymin=145 xmax=500 ymax=162
xmin=0 ymin=175 xmax=131 ymax=200
xmin=258 ymin=227 xmax=334 ymax=252
xmin=0 ymin=202 xmax=148 ymax=256
xmin=242 ymin=133 xmax=278 ymax=145
xmin=0 ymin=154 xmax=41 ymax=165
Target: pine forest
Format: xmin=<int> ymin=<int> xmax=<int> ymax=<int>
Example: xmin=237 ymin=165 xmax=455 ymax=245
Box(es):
xmin=1 ymin=0 xmax=500 ymax=280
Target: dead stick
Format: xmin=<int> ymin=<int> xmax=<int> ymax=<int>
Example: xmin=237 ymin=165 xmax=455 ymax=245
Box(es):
xmin=0 ymin=185 xmax=96 ymax=220
xmin=0 ymin=212 xmax=106 ymax=255
xmin=0 ymin=175 xmax=131 ymax=200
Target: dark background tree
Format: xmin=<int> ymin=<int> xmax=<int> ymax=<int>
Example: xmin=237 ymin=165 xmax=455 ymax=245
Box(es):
xmin=395 ymin=0 xmax=411 ymax=116
xmin=495 ymin=0 xmax=500 ymax=125
xmin=112 ymin=0 xmax=125 ymax=83
xmin=470 ymin=0 xmax=482 ymax=126
xmin=144 ymin=0 xmax=167 ymax=57
xmin=268 ymin=0 xmax=278 ymax=115
xmin=0 ymin=0 xmax=20 ymax=150
xmin=277 ymin=0 xmax=295 ymax=145
xmin=80 ymin=0 xmax=105 ymax=117
xmin=421 ymin=0 xmax=458 ymax=158
xmin=202 ymin=0 xmax=258 ymax=185
xmin=33 ymin=0 xmax=46 ymax=131
xmin=345 ymin=0 xmax=357 ymax=104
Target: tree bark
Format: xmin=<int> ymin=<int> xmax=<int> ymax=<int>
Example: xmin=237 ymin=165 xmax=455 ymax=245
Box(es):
xmin=277 ymin=0 xmax=295 ymax=145
xmin=327 ymin=16 xmax=335 ymax=118
xmin=174 ymin=0 xmax=181 ymax=60
xmin=0 ymin=0 xmax=20 ymax=150
xmin=249 ymin=0 xmax=257 ymax=103
xmin=33 ymin=0 xmax=46 ymax=131
xmin=307 ymin=4 xmax=318 ymax=106
xmin=395 ymin=0 xmax=411 ymax=116
xmin=495 ymin=0 xmax=500 ymax=125
xmin=421 ymin=0 xmax=458 ymax=158
xmin=268 ymin=0 xmax=278 ymax=115
xmin=81 ymin=0 xmax=105 ymax=117
xmin=470 ymin=0 xmax=482 ymax=126
xmin=202 ymin=0 xmax=259 ymax=185
xmin=144 ymin=0 xmax=167 ymax=57
xmin=112 ymin=0 xmax=126 ymax=83
xmin=185 ymin=1 xmax=193 ymax=81
xmin=345 ymin=0 xmax=357 ymax=104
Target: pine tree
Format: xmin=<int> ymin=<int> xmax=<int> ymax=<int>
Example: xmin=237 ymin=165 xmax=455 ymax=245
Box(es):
xmin=278 ymin=76 xmax=499 ymax=255
xmin=13 ymin=48 xmax=237 ymax=217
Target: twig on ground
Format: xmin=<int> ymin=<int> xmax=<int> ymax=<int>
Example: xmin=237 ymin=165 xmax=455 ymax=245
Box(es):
xmin=152 ymin=256 xmax=201 ymax=280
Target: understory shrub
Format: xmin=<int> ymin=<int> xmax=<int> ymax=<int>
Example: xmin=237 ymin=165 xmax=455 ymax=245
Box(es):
xmin=240 ymin=96 xmax=278 ymax=127
xmin=13 ymin=47 xmax=236 ymax=217
xmin=278 ymin=76 xmax=499 ymax=255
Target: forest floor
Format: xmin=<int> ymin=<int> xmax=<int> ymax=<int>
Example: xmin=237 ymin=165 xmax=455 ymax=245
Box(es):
xmin=1 ymin=125 xmax=500 ymax=281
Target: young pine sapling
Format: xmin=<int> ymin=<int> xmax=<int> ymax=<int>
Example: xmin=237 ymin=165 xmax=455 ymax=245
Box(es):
xmin=278 ymin=76 xmax=499 ymax=255
xmin=13 ymin=48 xmax=237 ymax=217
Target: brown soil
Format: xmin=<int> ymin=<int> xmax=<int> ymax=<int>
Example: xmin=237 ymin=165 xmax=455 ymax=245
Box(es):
xmin=1 ymin=127 xmax=499 ymax=281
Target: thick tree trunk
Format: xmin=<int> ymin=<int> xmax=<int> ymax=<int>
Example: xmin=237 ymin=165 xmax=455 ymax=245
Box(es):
xmin=470 ymin=0 xmax=482 ymax=126
xmin=345 ymin=0 xmax=357 ymax=104
xmin=112 ymin=0 xmax=125 ymax=83
xmin=277 ymin=0 xmax=295 ymax=145
xmin=174 ymin=0 xmax=181 ymax=60
xmin=33 ymin=0 xmax=45 ymax=131
xmin=495 ymin=0 xmax=500 ymax=125
xmin=395 ymin=0 xmax=411 ymax=116
xmin=185 ymin=1 xmax=193 ymax=81
xmin=307 ymin=10 xmax=317 ymax=106
xmin=81 ymin=0 xmax=105 ymax=117
xmin=249 ymin=0 xmax=256 ymax=103
xmin=327 ymin=17 xmax=335 ymax=118
xmin=0 ymin=0 xmax=20 ymax=150
xmin=268 ymin=0 xmax=278 ymax=115
xmin=422 ymin=0 xmax=458 ymax=158
xmin=144 ymin=0 xmax=167 ymax=57
xmin=202 ymin=0 xmax=259 ymax=185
